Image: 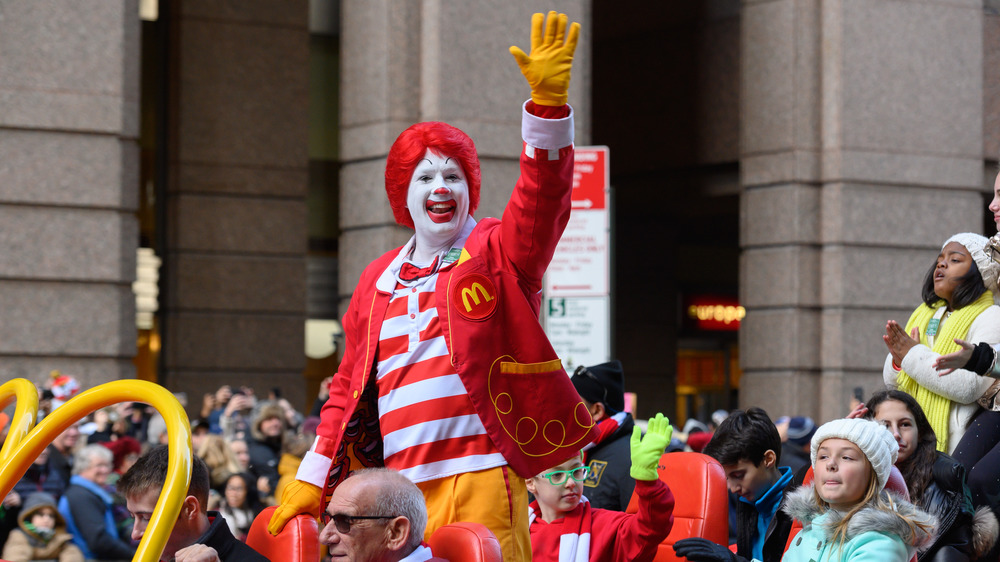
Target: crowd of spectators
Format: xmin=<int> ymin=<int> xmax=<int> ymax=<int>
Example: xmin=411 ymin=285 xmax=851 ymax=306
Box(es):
xmin=3 ymin=362 xmax=997 ymax=562
xmin=0 ymin=373 xmax=325 ymax=561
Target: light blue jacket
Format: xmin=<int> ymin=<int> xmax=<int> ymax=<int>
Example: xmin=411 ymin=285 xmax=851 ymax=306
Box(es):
xmin=779 ymin=485 xmax=936 ymax=562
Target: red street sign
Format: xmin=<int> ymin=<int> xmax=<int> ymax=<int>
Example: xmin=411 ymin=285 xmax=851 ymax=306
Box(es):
xmin=572 ymin=147 xmax=608 ymax=210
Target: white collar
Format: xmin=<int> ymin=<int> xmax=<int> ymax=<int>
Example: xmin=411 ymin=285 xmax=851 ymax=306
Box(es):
xmin=399 ymin=544 xmax=434 ymax=562
xmin=376 ymin=217 xmax=477 ymax=292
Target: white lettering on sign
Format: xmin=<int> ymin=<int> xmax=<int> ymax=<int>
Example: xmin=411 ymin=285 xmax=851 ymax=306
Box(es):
xmin=544 ymin=296 xmax=610 ymax=372
xmin=544 ymin=146 xmax=611 ymax=369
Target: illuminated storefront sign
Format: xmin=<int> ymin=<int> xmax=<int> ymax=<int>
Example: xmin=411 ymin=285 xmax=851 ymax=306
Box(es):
xmin=685 ymin=296 xmax=744 ymax=331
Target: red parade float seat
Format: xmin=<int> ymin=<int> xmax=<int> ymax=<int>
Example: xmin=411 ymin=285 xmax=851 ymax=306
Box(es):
xmin=626 ymin=452 xmax=730 ymax=562
xmin=247 ymin=506 xmax=321 ymax=562
xmin=428 ymin=521 xmax=504 ymax=562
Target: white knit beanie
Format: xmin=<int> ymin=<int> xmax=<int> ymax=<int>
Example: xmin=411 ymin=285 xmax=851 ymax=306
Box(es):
xmin=810 ymin=418 xmax=898 ymax=492
xmin=945 ymin=232 xmax=1000 ymax=295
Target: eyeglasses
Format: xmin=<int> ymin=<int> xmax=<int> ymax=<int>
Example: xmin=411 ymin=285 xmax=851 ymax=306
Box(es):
xmin=574 ymin=365 xmax=608 ymax=407
xmin=321 ymin=512 xmax=397 ymax=534
xmin=541 ymin=465 xmax=590 ymax=485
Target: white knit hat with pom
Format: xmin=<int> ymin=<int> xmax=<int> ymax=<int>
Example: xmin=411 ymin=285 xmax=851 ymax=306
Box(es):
xmin=944 ymin=232 xmax=1000 ymax=295
xmin=810 ymin=418 xmax=898 ymax=492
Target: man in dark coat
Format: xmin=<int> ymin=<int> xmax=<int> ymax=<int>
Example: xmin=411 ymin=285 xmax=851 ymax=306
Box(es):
xmin=571 ymin=360 xmax=637 ymax=511
xmin=118 ymin=446 xmax=269 ymax=562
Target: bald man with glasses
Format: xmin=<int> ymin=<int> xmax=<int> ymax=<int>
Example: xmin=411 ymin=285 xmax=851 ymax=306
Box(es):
xmin=320 ymin=469 xmax=445 ymax=562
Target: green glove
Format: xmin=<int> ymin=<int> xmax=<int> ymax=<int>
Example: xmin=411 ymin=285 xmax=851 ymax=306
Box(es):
xmin=508 ymin=11 xmax=581 ymax=106
xmin=630 ymin=413 xmax=672 ymax=481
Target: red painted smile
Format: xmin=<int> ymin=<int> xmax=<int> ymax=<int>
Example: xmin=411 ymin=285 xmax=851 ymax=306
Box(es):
xmin=426 ymin=199 xmax=456 ymax=223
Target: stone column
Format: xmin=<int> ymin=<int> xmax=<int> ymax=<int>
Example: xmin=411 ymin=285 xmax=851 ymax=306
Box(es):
xmin=338 ymin=0 xmax=591 ymax=311
xmin=0 ymin=0 xmax=140 ymax=387
xmin=740 ymin=0 xmax=984 ymax=421
xmin=163 ymin=1 xmax=310 ymax=408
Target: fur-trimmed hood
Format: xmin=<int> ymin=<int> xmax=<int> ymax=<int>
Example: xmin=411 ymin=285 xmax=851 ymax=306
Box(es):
xmin=971 ymin=506 xmax=1000 ymax=557
xmin=783 ymin=485 xmax=937 ymax=549
xmin=250 ymin=402 xmax=287 ymax=443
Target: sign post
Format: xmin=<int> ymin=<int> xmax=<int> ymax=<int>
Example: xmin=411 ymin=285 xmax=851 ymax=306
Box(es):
xmin=543 ymin=146 xmax=611 ymax=372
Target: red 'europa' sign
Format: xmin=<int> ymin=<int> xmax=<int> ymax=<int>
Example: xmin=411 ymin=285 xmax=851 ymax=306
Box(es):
xmin=685 ymin=295 xmax=745 ymax=331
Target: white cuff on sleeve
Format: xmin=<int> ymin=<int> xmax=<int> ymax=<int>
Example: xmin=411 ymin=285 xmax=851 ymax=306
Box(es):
xmin=521 ymin=101 xmax=574 ymax=150
xmin=297 ymin=450 xmax=333 ymax=488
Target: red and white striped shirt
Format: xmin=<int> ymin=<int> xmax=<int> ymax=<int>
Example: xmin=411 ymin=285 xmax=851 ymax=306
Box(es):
xmin=376 ymin=267 xmax=504 ymax=483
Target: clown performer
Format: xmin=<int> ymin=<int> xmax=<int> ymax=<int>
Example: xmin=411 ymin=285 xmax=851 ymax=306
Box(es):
xmin=268 ymin=11 xmax=597 ymax=560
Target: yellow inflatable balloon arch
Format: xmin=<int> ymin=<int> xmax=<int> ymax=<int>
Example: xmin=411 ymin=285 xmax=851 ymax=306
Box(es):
xmin=0 ymin=378 xmax=192 ymax=562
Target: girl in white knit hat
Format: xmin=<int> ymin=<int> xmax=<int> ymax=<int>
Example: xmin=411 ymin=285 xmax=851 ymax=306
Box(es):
xmin=675 ymin=418 xmax=936 ymax=562
xmin=781 ymin=418 xmax=936 ymax=562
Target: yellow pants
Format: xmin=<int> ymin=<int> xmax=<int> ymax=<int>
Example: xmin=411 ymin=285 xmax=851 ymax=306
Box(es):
xmin=417 ymin=465 xmax=530 ymax=562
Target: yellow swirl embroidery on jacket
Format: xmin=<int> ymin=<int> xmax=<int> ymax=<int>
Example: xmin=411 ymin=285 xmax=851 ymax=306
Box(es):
xmin=0 ymin=379 xmax=192 ymax=562
xmin=447 ymin=246 xmax=475 ymax=367
xmin=447 ymin=269 xmax=457 ymax=366
xmin=360 ymin=291 xmax=379 ymax=391
xmin=489 ymin=355 xmax=594 ymax=457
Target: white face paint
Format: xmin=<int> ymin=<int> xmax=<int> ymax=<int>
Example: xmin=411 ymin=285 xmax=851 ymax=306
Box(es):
xmin=406 ymin=149 xmax=470 ymax=258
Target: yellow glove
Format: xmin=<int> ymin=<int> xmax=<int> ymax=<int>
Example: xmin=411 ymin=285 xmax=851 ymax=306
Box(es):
xmin=509 ymin=11 xmax=581 ymax=106
xmin=267 ymin=479 xmax=322 ymax=536
xmin=630 ymin=413 xmax=673 ymax=481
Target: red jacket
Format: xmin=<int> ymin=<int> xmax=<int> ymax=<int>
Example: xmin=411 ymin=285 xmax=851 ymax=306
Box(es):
xmin=298 ymin=102 xmax=598 ymax=494
xmin=529 ymin=479 xmax=675 ymax=562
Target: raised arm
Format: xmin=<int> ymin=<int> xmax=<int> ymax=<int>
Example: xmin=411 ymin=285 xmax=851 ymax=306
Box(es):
xmin=615 ymin=414 xmax=675 ymax=560
xmin=499 ymin=12 xmax=579 ymax=285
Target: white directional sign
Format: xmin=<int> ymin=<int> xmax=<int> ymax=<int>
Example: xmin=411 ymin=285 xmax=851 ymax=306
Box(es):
xmin=544 ymin=296 xmax=610 ymax=373
xmin=544 ymin=147 xmax=610 ymax=298
xmin=544 ymin=146 xmax=612 ymax=369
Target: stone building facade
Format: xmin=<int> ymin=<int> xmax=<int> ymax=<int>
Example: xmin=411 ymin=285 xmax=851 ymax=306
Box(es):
xmin=2 ymin=0 xmax=998 ymax=422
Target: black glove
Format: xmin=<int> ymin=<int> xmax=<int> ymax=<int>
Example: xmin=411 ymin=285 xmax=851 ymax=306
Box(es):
xmin=963 ymin=342 xmax=995 ymax=375
xmin=673 ymin=538 xmax=738 ymax=562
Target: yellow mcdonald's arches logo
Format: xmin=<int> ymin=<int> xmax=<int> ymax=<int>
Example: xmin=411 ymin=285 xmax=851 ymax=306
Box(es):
xmin=461 ymin=282 xmax=493 ymax=311
xmin=452 ymin=273 xmax=498 ymax=321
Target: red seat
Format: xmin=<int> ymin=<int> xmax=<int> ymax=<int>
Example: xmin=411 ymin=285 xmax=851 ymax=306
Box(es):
xmin=626 ymin=452 xmax=730 ymax=562
xmin=783 ymin=465 xmax=914 ymax=562
xmin=246 ymin=506 xmax=321 ymax=562
xmin=427 ymin=521 xmax=503 ymax=562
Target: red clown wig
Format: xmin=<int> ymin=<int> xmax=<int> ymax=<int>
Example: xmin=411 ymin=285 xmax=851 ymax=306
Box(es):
xmin=384 ymin=122 xmax=482 ymax=229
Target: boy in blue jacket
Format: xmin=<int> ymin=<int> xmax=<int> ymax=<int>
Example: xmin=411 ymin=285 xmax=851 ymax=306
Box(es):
xmin=675 ymin=408 xmax=803 ymax=562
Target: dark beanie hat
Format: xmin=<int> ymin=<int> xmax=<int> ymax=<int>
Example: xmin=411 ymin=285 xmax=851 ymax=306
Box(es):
xmin=787 ymin=416 xmax=817 ymax=447
xmin=571 ymin=360 xmax=626 ymax=412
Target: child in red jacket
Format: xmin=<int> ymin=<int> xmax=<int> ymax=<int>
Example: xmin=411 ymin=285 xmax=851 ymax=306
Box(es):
xmin=527 ymin=413 xmax=675 ymax=562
